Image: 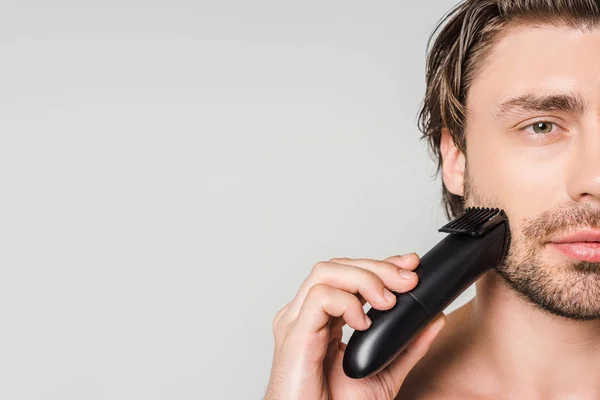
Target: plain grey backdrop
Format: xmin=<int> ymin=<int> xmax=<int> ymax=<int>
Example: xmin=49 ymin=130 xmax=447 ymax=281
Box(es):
xmin=0 ymin=0 xmax=473 ymax=399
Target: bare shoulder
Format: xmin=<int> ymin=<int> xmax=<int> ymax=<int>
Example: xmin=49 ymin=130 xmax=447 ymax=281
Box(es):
xmin=395 ymin=302 xmax=489 ymax=400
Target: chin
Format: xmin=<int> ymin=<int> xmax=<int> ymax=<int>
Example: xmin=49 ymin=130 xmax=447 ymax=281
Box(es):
xmin=495 ymin=248 xmax=600 ymax=321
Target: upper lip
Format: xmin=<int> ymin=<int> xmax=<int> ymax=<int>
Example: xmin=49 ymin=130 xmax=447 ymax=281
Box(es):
xmin=550 ymin=229 xmax=600 ymax=244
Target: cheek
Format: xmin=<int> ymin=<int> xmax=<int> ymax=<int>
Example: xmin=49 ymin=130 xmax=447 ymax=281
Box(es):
xmin=466 ymin=133 xmax=565 ymax=221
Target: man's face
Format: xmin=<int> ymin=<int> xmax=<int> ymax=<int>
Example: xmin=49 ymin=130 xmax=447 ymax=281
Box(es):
xmin=462 ymin=23 xmax=600 ymax=320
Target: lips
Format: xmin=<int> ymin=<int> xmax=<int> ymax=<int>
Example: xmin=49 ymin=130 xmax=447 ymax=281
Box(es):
xmin=548 ymin=229 xmax=600 ymax=263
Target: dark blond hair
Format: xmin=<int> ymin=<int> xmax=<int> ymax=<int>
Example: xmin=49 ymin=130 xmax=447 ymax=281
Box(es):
xmin=418 ymin=0 xmax=600 ymax=219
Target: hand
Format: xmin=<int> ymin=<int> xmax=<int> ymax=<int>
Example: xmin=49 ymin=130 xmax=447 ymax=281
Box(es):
xmin=265 ymin=253 xmax=447 ymax=399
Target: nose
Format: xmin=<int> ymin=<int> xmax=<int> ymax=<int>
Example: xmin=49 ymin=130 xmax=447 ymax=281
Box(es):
xmin=566 ymin=132 xmax=600 ymax=206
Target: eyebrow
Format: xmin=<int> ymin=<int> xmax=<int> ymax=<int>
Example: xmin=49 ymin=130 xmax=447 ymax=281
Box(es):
xmin=492 ymin=92 xmax=588 ymax=120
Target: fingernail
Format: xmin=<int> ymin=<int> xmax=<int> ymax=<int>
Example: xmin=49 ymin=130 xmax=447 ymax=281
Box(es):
xmin=386 ymin=254 xmax=411 ymax=267
xmin=364 ymin=314 xmax=372 ymax=327
xmin=393 ymin=253 xmax=418 ymax=267
xmin=384 ymin=289 xmax=396 ymax=302
xmin=399 ymin=269 xmax=416 ymax=280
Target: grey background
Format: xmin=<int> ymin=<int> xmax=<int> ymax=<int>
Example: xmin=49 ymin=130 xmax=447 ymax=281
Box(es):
xmin=0 ymin=0 xmax=471 ymax=399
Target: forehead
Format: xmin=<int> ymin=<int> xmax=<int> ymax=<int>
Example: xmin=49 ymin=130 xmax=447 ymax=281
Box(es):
xmin=466 ymin=24 xmax=600 ymax=113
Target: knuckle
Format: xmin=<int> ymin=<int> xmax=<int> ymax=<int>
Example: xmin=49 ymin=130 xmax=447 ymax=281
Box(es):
xmin=360 ymin=267 xmax=383 ymax=285
xmin=307 ymin=282 xmax=329 ymax=298
xmin=348 ymin=294 xmax=362 ymax=309
xmin=297 ymin=284 xmax=333 ymax=317
xmin=312 ymin=261 xmax=330 ymax=273
xmin=272 ymin=306 xmax=288 ymax=333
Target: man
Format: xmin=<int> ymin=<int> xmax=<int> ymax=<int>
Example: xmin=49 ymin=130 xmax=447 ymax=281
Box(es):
xmin=265 ymin=0 xmax=600 ymax=398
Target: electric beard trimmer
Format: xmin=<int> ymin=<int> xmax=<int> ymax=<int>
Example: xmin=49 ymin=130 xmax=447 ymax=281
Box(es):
xmin=343 ymin=207 xmax=511 ymax=379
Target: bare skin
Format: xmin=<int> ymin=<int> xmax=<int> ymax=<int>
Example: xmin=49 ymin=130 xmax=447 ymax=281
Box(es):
xmin=267 ymin=22 xmax=600 ymax=400
xmin=265 ymin=253 xmax=447 ymax=400
xmin=399 ymin=269 xmax=600 ymax=399
xmin=403 ymin=22 xmax=600 ymax=400
xmin=396 ymin=297 xmax=477 ymax=400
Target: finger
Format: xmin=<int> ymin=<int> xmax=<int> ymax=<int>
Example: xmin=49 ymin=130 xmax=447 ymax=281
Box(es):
xmin=384 ymin=313 xmax=447 ymax=392
xmin=328 ymin=257 xmax=419 ymax=289
xmin=284 ymin=261 xmax=402 ymax=322
xmin=383 ymin=253 xmax=420 ymax=271
xmin=272 ymin=302 xmax=292 ymax=336
xmin=324 ymin=319 xmax=345 ymax=371
xmin=327 ymin=315 xmax=345 ymax=344
xmin=356 ymin=292 xmax=366 ymax=306
xmin=291 ymin=283 xmax=372 ymax=337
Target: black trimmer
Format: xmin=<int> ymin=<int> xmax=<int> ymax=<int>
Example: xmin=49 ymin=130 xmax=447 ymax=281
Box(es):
xmin=343 ymin=207 xmax=511 ymax=378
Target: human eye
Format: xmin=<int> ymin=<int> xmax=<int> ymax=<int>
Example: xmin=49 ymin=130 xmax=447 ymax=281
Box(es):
xmin=519 ymin=120 xmax=563 ymax=139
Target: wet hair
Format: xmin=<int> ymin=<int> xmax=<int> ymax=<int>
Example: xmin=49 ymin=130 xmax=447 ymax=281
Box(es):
xmin=418 ymin=0 xmax=600 ymax=219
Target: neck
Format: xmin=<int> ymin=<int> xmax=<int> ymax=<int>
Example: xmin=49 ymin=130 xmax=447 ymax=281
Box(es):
xmin=462 ymin=270 xmax=600 ymax=398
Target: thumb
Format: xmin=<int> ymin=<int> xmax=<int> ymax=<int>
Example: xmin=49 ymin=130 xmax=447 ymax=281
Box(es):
xmin=384 ymin=313 xmax=447 ymax=393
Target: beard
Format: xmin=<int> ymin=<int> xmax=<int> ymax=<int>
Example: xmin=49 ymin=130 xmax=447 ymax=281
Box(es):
xmin=462 ymin=166 xmax=600 ymax=321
